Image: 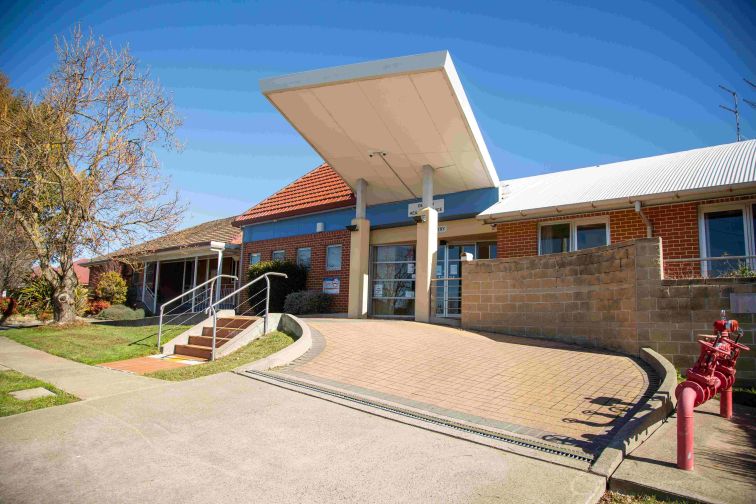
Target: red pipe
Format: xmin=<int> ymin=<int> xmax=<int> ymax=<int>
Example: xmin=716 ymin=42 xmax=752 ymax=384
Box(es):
xmin=720 ymin=387 xmax=733 ymax=419
xmin=677 ymin=387 xmax=696 ymax=470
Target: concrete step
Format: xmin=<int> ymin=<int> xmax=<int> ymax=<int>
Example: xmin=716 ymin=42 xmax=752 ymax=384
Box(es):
xmin=173 ymin=344 xmax=213 ymax=360
xmin=215 ymin=317 xmax=258 ymax=329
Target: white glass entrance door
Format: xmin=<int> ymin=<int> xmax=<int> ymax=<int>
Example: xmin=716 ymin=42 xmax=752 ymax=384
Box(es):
xmin=371 ymin=245 xmax=416 ymax=318
xmin=435 ymin=244 xmax=475 ymax=318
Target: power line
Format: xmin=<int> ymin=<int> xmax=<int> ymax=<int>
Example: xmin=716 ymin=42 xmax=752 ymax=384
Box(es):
xmin=718 ymin=84 xmax=741 ymax=141
xmin=744 ymin=78 xmax=756 ymax=110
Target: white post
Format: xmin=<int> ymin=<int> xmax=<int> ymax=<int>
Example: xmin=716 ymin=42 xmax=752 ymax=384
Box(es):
xmin=422 ymin=165 xmax=434 ymax=209
xmin=215 ymin=249 xmax=223 ymax=303
xmin=153 ymin=260 xmax=161 ymax=314
xmin=141 ymin=262 xmax=148 ymax=303
xmin=191 ymin=256 xmax=198 ymax=312
xmin=355 ymin=178 xmax=367 ymax=219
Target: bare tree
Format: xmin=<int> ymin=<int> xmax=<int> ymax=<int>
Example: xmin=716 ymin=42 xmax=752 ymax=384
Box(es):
xmin=0 ymin=27 xmax=184 ymax=323
xmin=0 ymin=215 xmax=35 ymax=293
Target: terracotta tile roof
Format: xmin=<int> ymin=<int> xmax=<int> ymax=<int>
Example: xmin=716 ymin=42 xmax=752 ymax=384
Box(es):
xmin=234 ymin=163 xmax=355 ymax=226
xmin=83 ymin=217 xmax=242 ymax=265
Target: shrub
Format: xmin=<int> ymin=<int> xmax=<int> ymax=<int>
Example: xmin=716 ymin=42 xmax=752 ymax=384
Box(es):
xmin=247 ymin=260 xmax=307 ymax=313
xmin=86 ymin=299 xmax=111 ymax=316
xmin=16 ymin=277 xmax=88 ymax=318
xmin=95 ymin=271 xmax=128 ymax=304
xmin=725 ymin=263 xmax=756 ymax=278
xmin=0 ymin=297 xmax=18 ymax=319
xmin=97 ymin=304 xmax=145 ymax=321
xmin=284 ymin=290 xmax=333 ymax=315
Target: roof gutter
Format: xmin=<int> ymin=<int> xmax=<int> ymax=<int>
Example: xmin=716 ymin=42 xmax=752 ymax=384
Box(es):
xmin=479 ymin=182 xmax=756 ymax=224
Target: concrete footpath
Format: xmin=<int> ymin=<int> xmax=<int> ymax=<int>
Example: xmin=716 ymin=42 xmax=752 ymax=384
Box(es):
xmin=0 ymin=336 xmax=164 ymax=399
xmin=611 ymin=399 xmax=756 ymax=504
xmin=0 ymin=372 xmax=606 ymax=504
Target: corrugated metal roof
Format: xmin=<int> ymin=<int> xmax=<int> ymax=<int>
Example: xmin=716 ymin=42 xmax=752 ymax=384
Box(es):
xmin=479 ymin=140 xmax=756 ymax=219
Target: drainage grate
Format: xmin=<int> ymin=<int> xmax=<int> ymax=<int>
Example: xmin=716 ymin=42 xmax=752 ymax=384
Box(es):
xmin=245 ymin=370 xmax=595 ymax=464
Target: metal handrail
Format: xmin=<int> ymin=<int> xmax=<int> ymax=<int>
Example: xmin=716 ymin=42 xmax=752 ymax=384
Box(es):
xmin=206 ymin=272 xmax=288 ymax=361
xmin=157 ymin=274 xmax=238 ymax=350
xmin=664 ymin=255 xmax=756 ymax=263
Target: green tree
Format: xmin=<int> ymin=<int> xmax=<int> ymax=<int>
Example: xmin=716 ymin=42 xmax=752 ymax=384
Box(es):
xmin=94 ymin=271 xmax=127 ymax=304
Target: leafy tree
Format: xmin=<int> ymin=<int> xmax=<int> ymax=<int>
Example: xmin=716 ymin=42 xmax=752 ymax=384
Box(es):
xmin=94 ymin=271 xmax=127 ymax=304
xmin=0 ymin=213 xmax=35 ymax=293
xmin=0 ymin=27 xmax=184 ymax=323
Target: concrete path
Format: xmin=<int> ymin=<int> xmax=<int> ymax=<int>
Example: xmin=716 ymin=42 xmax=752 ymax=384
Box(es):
xmin=281 ymin=319 xmax=656 ymax=456
xmin=0 ymin=372 xmax=605 ymax=504
xmin=0 ymin=337 xmax=164 ymax=399
xmin=611 ymin=399 xmax=756 ymax=504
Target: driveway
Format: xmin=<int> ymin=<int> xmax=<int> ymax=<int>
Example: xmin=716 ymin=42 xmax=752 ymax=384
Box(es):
xmin=0 ymin=372 xmax=605 ymax=504
xmin=271 ymin=319 xmax=656 ymax=457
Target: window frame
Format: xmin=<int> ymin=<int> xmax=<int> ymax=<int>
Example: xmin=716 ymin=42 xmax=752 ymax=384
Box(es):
xmin=296 ymin=247 xmax=312 ymax=269
xmin=271 ymin=250 xmax=285 ymax=261
xmin=249 ymin=252 xmax=261 ymax=266
xmin=537 ymin=216 xmax=610 ymax=255
xmin=325 ymin=244 xmax=343 ymax=271
xmin=698 ymin=200 xmax=756 ymax=277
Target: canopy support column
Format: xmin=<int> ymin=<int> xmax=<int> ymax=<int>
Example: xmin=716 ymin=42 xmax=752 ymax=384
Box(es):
xmin=415 ymin=166 xmax=437 ymax=323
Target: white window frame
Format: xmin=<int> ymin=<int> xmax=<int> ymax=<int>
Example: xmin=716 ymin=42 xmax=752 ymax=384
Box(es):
xmin=296 ymin=247 xmax=312 ymax=269
xmin=271 ymin=250 xmax=285 ymax=261
xmin=537 ymin=217 xmax=610 ymax=255
xmin=698 ymin=200 xmax=756 ymax=277
xmin=326 ymin=244 xmax=342 ymax=271
xmin=249 ymin=252 xmax=261 ymax=265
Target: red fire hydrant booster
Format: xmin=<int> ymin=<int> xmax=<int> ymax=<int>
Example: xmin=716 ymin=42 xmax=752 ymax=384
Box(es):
xmin=674 ymin=311 xmax=749 ymax=470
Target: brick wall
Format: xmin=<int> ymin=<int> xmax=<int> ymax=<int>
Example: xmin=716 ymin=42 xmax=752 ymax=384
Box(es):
xmin=88 ymin=261 xmax=133 ymax=292
xmin=240 ymin=229 xmax=351 ymax=313
xmin=463 ymin=237 xmax=756 ymax=384
xmin=495 ymin=195 xmax=755 ymax=278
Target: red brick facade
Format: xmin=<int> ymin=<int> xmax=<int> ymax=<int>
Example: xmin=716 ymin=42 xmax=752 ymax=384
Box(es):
xmin=240 ymin=230 xmax=351 ymax=313
xmin=496 ymin=195 xmax=756 ymax=278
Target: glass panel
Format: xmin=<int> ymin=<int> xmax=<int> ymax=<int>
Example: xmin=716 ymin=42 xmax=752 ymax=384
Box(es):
xmin=371 ymin=298 xmax=415 ymax=317
xmin=249 ymin=253 xmax=261 ymax=265
xmin=540 ymin=223 xmax=570 ymax=254
xmin=446 ymin=299 xmax=461 ymax=315
xmin=373 ymin=263 xmax=415 ymax=280
xmin=704 ymin=209 xmax=745 ymax=276
xmin=326 ymin=245 xmax=342 ymax=270
xmin=372 ymin=280 xmax=415 ymax=298
xmin=375 ymin=245 xmax=415 ymax=262
xmin=477 ymin=242 xmax=497 ymax=260
xmin=296 ymin=248 xmax=311 ymax=269
xmin=576 ymin=223 xmax=608 ymax=250
xmin=271 ymin=250 xmax=285 ymax=261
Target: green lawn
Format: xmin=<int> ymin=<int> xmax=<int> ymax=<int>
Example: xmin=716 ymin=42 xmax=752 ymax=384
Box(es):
xmin=3 ymin=323 xmax=189 ymax=365
xmin=0 ymin=370 xmax=79 ymax=417
xmin=146 ymin=331 xmax=294 ymax=381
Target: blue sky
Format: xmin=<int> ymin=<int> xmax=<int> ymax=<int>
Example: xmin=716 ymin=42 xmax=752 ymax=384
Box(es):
xmin=2 ymin=0 xmax=755 ymax=229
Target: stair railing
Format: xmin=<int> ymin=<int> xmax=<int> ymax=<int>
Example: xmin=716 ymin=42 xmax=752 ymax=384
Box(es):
xmin=157 ymin=274 xmax=238 ymax=351
xmin=205 ymin=272 xmax=287 ymax=361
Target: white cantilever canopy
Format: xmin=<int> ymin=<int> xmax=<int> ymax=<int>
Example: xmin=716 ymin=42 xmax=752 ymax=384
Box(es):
xmin=260 ymin=51 xmax=499 ymax=206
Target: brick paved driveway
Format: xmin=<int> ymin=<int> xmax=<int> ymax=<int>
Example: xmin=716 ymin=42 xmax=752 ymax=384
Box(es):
xmin=276 ymin=319 xmax=656 ymax=455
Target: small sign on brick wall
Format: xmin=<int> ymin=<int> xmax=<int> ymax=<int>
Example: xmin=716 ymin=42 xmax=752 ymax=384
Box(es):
xmin=730 ymin=293 xmax=756 ymax=314
xmin=323 ymin=277 xmax=340 ymax=295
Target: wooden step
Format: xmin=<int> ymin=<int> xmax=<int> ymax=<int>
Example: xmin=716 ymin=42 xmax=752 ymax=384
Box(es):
xmin=173 ymin=344 xmax=213 ymax=360
xmin=188 ymin=335 xmax=233 ymax=347
xmin=201 ymin=326 xmax=244 ymax=339
xmin=216 ymin=317 xmax=258 ymax=329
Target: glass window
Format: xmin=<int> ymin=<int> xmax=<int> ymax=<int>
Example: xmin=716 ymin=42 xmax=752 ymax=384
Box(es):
xmin=296 ymin=248 xmax=311 ymax=269
xmin=540 ymin=223 xmax=570 ymax=254
xmin=326 ymin=245 xmax=342 ymax=271
xmin=271 ymin=250 xmax=285 ymax=261
xmin=249 ymin=253 xmax=261 ymax=266
xmin=477 ymin=242 xmax=497 ymax=260
xmin=704 ymin=209 xmax=746 ymax=276
xmin=371 ymin=245 xmax=416 ymax=318
xmin=576 ymin=223 xmax=608 ymax=250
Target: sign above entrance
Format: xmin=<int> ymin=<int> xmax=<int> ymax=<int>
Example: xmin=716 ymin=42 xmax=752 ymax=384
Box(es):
xmin=408 ymin=199 xmax=445 ymax=218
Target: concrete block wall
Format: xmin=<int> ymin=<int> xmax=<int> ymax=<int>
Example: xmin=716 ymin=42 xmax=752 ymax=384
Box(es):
xmin=463 ymin=237 xmax=756 ymax=384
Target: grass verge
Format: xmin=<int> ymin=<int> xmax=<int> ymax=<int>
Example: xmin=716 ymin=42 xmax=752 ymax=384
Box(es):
xmin=600 ymin=491 xmax=693 ymax=504
xmin=0 ymin=370 xmax=79 ymax=417
xmin=146 ymin=331 xmax=294 ymax=381
xmin=3 ymin=323 xmax=189 ymax=365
